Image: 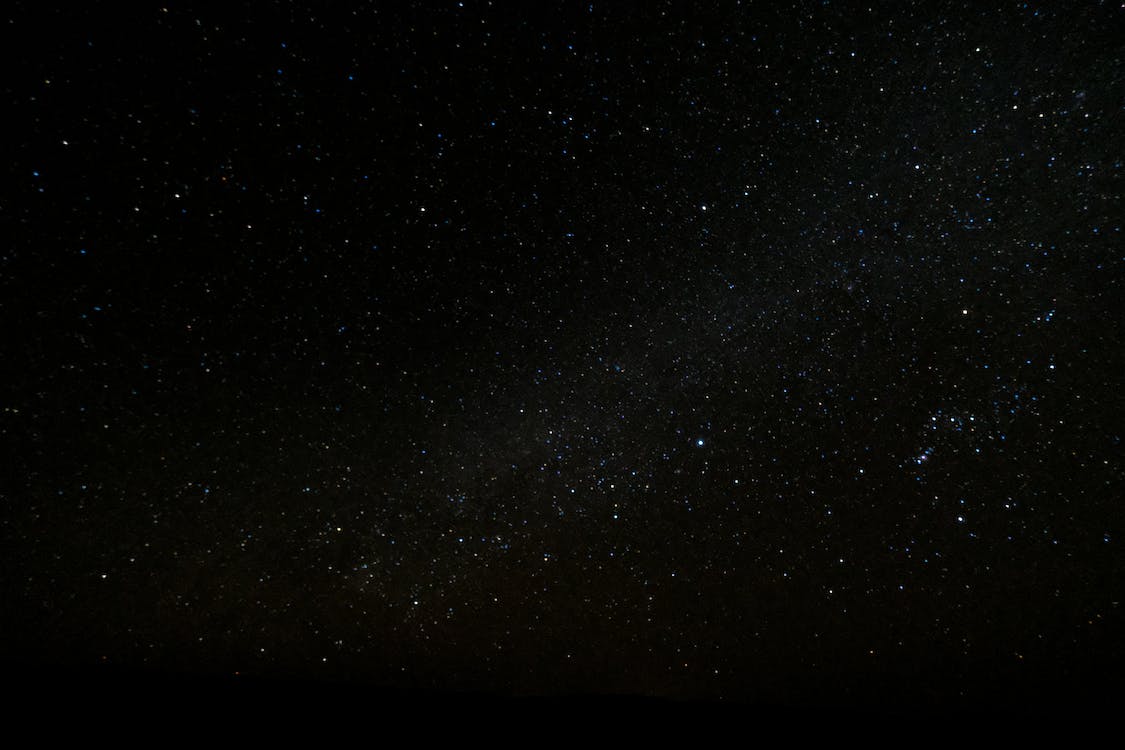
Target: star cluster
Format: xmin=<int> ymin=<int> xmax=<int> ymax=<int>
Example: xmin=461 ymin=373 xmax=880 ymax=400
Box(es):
xmin=3 ymin=2 xmax=1122 ymax=708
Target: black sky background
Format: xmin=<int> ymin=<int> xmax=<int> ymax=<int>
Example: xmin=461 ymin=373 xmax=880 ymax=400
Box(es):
xmin=3 ymin=1 xmax=1123 ymax=711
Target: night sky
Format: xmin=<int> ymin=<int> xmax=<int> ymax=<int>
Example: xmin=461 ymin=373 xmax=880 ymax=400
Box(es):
xmin=4 ymin=1 xmax=1123 ymax=711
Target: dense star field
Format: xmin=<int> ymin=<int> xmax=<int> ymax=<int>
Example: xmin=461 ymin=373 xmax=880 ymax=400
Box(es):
xmin=3 ymin=2 xmax=1122 ymax=710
